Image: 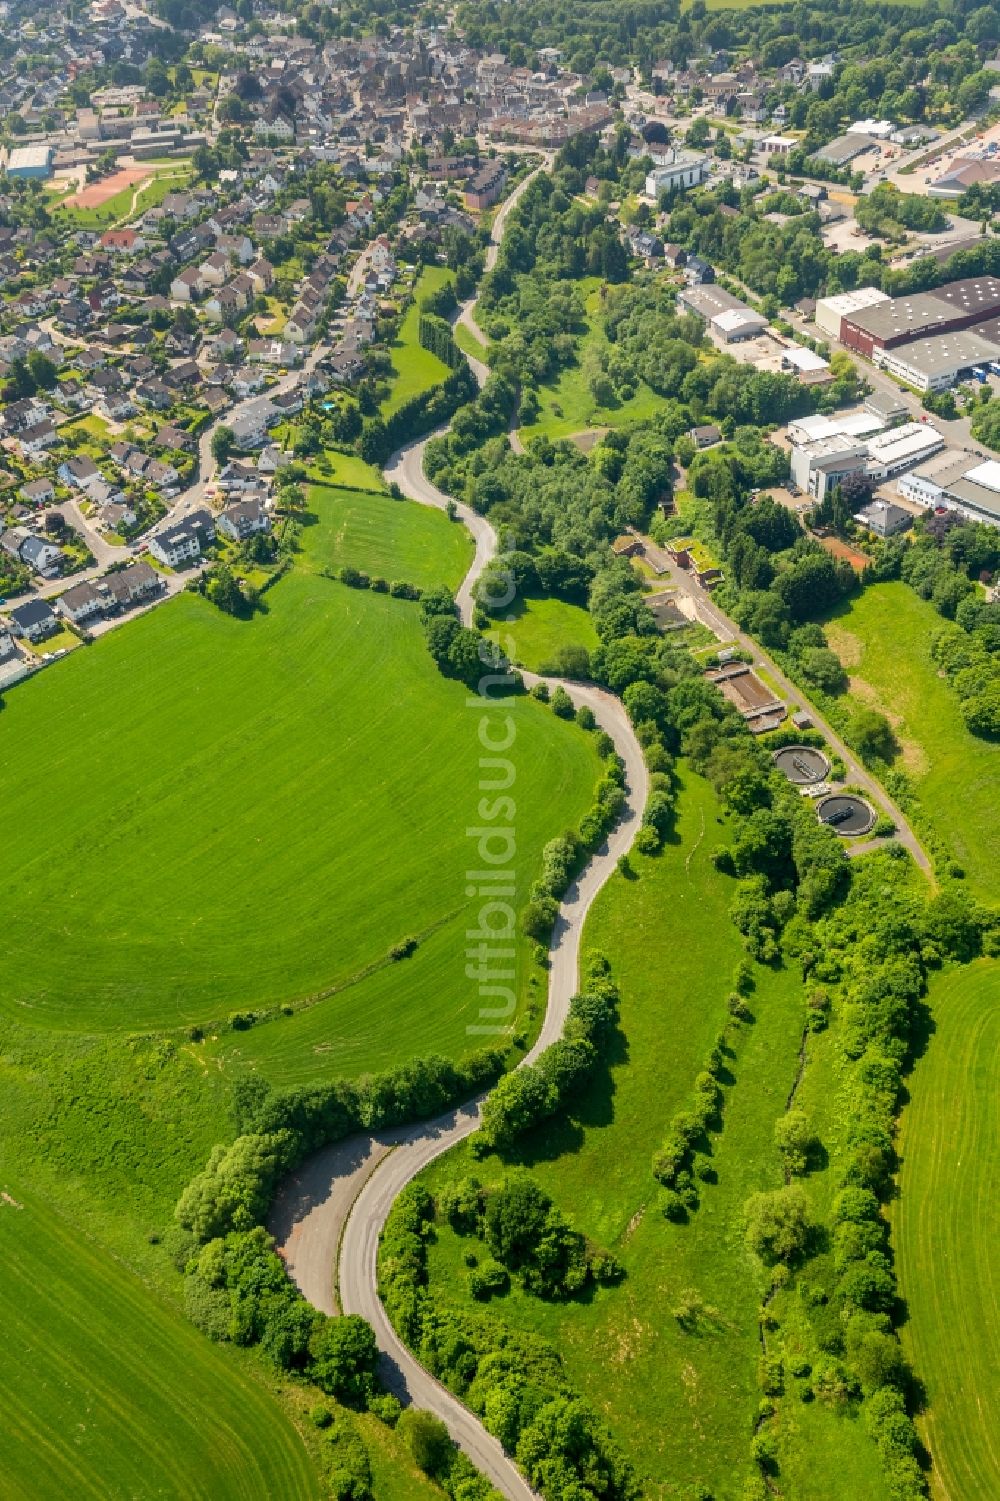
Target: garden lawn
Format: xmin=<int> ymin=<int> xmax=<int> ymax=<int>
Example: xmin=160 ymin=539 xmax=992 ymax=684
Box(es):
xmin=308 ymin=450 xmax=387 ymax=492
xmin=518 ymin=284 xmax=665 ymax=443
xmin=416 ymin=773 xmax=835 ymax=1498
xmin=302 ymin=481 xmax=472 ymax=591
xmin=382 ymin=266 xmax=454 ymax=417
xmin=823 ymin=581 xmax=1000 ymax=897
xmin=0 ymin=572 xmax=599 ymax=1041
xmin=892 ymin=961 xmax=1000 ymax=1501
xmin=0 ymin=1184 xmax=320 ymax=1501
xmin=494 ymin=595 xmax=599 ymax=673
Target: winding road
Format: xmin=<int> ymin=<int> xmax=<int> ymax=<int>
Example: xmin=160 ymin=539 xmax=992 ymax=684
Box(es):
xmin=272 ymin=162 xmax=648 ymax=1500
xmin=273 ymin=151 xmax=934 ymax=1495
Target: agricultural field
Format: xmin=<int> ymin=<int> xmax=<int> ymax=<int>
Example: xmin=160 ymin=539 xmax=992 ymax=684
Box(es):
xmin=893 ymin=961 xmax=1000 ymax=1501
xmin=382 ymin=267 xmax=455 ymax=417
xmin=0 ymin=571 xmax=600 ymax=1042
xmin=0 ymin=1185 xmax=321 ymax=1501
xmin=823 ymin=581 xmax=1000 ymax=897
xmin=518 ymin=284 xmax=665 ymax=443
xmin=494 ymin=594 xmax=599 ymax=673
xmin=302 ymin=480 xmax=472 ymax=591
xmin=414 ymin=773 xmax=874 ymax=1499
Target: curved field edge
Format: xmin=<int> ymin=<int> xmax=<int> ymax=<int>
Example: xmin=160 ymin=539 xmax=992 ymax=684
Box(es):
xmin=0 ymin=1186 xmax=321 ymax=1501
xmin=892 ymin=961 xmax=1000 ymax=1500
xmin=0 ymin=572 xmax=601 ymax=1042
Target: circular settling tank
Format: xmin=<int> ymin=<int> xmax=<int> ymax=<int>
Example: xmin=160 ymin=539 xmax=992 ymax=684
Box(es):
xmin=772 ymin=745 xmax=831 ymax=785
xmin=816 ymin=794 xmax=876 ymax=837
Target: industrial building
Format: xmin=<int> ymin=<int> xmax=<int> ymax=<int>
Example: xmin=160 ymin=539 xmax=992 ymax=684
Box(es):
xmin=5 ymin=144 xmax=53 ymax=179
xmin=815 ymin=287 xmax=890 ymax=342
xmin=898 ymin=449 xmax=1000 ymax=526
xmin=817 ymin=277 xmax=1000 ymax=391
xmin=789 ymin=417 xmax=944 ymax=501
xmin=677 ymin=283 xmax=768 ymax=344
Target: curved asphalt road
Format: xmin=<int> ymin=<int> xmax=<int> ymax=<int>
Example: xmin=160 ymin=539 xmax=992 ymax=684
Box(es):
xmin=273 ymin=159 xmax=648 ymax=1500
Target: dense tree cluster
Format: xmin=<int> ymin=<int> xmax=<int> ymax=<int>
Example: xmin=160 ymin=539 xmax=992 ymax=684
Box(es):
xmin=478 ymin=959 xmax=622 ymax=1151
xmin=439 ymin=1171 xmax=623 ymax=1300
xmin=380 ymin=1183 xmax=639 ymax=1501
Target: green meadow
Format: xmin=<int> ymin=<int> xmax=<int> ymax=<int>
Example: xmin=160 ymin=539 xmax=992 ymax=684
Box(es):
xmin=413 ymin=773 xmax=879 ymax=1498
xmin=893 ymin=961 xmax=1000 ymax=1501
xmin=302 ymin=480 xmax=473 ymax=592
xmin=518 ymin=283 xmax=665 ymax=444
xmin=0 ymin=573 xmax=599 ymax=1039
xmin=0 ymin=1186 xmax=320 ymax=1501
xmin=824 ymin=581 xmax=1000 ymax=898
xmin=382 ymin=267 xmax=455 ymax=416
xmin=493 ymin=594 xmax=600 ymax=673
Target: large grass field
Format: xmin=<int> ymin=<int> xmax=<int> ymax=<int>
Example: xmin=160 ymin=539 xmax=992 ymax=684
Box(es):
xmin=493 ymin=594 xmax=600 ymax=673
xmin=892 ymin=961 xmax=1000 ymax=1501
xmin=302 ymin=480 xmax=472 ymax=592
xmin=413 ymin=773 xmax=881 ymax=1498
xmin=382 ymin=266 xmax=454 ymax=417
xmin=0 ymin=1185 xmax=320 ymax=1501
xmin=824 ymin=581 xmax=999 ymax=897
xmin=0 ymin=572 xmax=599 ymax=1039
xmin=518 ymin=283 xmax=665 ymax=443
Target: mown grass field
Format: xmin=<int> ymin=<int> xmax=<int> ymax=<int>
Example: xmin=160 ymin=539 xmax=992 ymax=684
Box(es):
xmin=382 ymin=266 xmax=454 ymax=417
xmin=415 ymin=774 xmax=879 ymax=1498
xmin=308 ymin=450 xmax=387 ymax=492
xmin=0 ymin=572 xmax=599 ymax=1039
xmin=0 ymin=1186 xmax=320 ymax=1501
xmin=893 ymin=961 xmax=1000 ymax=1501
xmin=824 ymin=581 xmax=999 ymax=897
xmin=519 ymin=283 xmax=665 ymax=443
xmin=302 ymin=481 xmax=472 ymax=592
xmin=495 ymin=595 xmax=599 ymax=673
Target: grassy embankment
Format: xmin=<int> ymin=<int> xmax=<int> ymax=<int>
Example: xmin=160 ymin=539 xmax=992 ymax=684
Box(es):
xmin=823 ymin=581 xmax=999 ymax=899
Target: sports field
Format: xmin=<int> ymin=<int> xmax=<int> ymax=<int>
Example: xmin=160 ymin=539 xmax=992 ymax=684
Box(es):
xmin=302 ymin=481 xmax=472 ymax=591
xmin=0 ymin=573 xmax=599 ymax=1037
xmin=415 ymin=774 xmax=881 ymax=1498
xmin=382 ymin=267 xmax=454 ymax=416
xmin=824 ymin=582 xmax=1000 ymax=897
xmin=0 ymin=1186 xmax=320 ymax=1501
xmin=893 ymin=961 xmax=1000 ymax=1501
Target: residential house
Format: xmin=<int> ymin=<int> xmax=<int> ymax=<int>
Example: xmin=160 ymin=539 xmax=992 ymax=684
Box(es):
xmin=218 ymin=497 xmax=271 ymax=541
xmin=58 ymin=454 xmax=101 ymax=489
xmin=9 ymin=597 xmax=57 ymax=642
xmin=148 ymin=508 xmax=214 ymax=566
xmin=97 ymin=499 xmax=138 ymax=532
xmin=19 ymin=476 xmax=54 ymax=505
xmin=20 ymin=534 xmax=65 ymax=576
xmin=58 ymin=579 xmax=105 ymax=624
xmin=170 ymin=265 xmax=203 ymax=301
xmin=101 ymin=560 xmax=161 ymax=609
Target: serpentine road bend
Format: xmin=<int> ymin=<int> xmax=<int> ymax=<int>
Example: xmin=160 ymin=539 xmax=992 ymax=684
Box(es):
xmin=272 ymin=447 xmax=648 ymax=1496
xmin=272 ymin=157 xmax=648 ymax=1501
